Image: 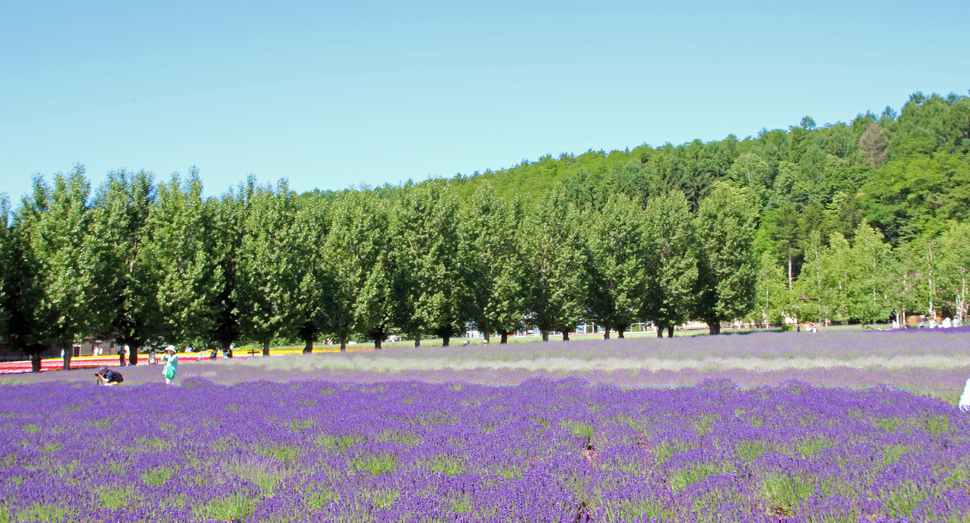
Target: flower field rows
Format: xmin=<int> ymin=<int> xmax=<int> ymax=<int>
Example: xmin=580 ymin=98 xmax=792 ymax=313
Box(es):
xmin=5 ymin=329 xmax=968 ymax=398
xmin=2 ymin=378 xmax=969 ymax=522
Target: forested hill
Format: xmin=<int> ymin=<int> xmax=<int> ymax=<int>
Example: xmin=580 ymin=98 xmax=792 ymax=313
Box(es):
xmin=307 ymin=91 xmax=969 ymax=246
xmin=443 ymin=91 xmax=970 ymax=245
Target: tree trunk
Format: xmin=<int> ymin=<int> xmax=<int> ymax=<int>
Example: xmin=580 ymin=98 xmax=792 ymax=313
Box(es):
xmin=962 ymin=272 xmax=968 ymax=322
xmin=129 ymin=345 xmax=138 ymax=366
xmin=262 ymin=340 xmax=270 ymax=356
xmin=667 ymin=325 xmax=674 ymax=338
xmin=340 ymin=336 xmax=347 ymax=351
xmin=788 ymin=253 xmax=793 ymax=290
xmin=303 ymin=339 xmax=313 ymax=354
xmin=603 ymin=328 xmax=610 ymax=340
xmin=657 ymin=327 xmax=664 ymax=338
xmin=63 ymin=347 xmax=71 ymax=371
xmin=375 ymin=338 xmax=382 ymax=349
xmin=562 ymin=331 xmax=570 ymax=341
xmin=31 ymin=353 xmax=42 ymax=373
xmin=442 ymin=335 xmax=450 ymax=347
xmin=541 ymin=331 xmax=549 ymax=342
xmin=500 ymin=332 xmax=508 ymax=344
xmin=414 ymin=333 xmax=421 ymax=348
xmin=708 ymin=322 xmax=720 ymax=335
xmin=617 ymin=328 xmax=625 ymax=339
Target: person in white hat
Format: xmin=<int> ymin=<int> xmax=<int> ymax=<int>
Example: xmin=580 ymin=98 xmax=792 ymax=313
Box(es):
xmin=161 ymin=346 xmax=179 ymax=385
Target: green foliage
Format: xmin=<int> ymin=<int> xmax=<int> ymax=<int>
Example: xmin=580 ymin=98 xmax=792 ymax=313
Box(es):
xmin=390 ymin=181 xmax=464 ymax=345
xmin=584 ymin=194 xmax=646 ymax=338
xmin=91 ymin=169 xmax=159 ymax=361
xmin=458 ymin=182 xmax=525 ymax=342
xmin=235 ymin=180 xmax=303 ymax=352
xmin=641 ymin=191 xmax=698 ymax=335
xmin=144 ymin=171 xmax=222 ymax=346
xmin=321 ymin=191 xmax=390 ymax=349
xmin=692 ymin=184 xmax=759 ymax=333
xmin=25 ymin=167 xmax=101 ymax=367
xmin=521 ymin=186 xmax=588 ymax=339
xmin=6 ymin=90 xmax=969 ymax=350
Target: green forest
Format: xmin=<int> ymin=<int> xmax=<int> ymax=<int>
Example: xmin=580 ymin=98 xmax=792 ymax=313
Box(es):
xmin=1 ymin=91 xmax=968 ymax=371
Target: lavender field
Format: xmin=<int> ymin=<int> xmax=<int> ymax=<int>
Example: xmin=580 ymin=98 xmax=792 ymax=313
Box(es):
xmin=1 ymin=379 xmax=969 ymax=522
xmin=2 ymin=329 xmax=969 ymax=522
xmin=6 ymin=329 xmax=970 ymax=397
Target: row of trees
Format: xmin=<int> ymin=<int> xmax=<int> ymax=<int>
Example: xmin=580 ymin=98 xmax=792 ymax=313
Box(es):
xmin=3 ymin=92 xmax=967 ymax=371
xmin=0 ymin=169 xmax=759 ymax=371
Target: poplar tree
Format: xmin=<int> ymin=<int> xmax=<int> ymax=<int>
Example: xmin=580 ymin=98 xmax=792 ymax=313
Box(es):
xmin=322 ymin=191 xmax=388 ymax=349
xmin=27 ymin=168 xmax=99 ymax=369
xmin=144 ymin=173 xmax=222 ymax=346
xmin=641 ymin=190 xmax=698 ymax=338
xmin=585 ymin=194 xmax=644 ymax=339
xmin=235 ymin=181 xmax=302 ymax=355
xmin=692 ymin=183 xmax=758 ymax=334
xmin=390 ymin=182 xmax=463 ymax=346
xmin=92 ymin=170 xmax=157 ymax=364
xmin=458 ymin=183 xmax=525 ymax=344
xmin=206 ymin=182 xmax=250 ymax=352
xmin=520 ymin=187 xmax=587 ymax=341
xmin=0 ymin=196 xmax=11 ymax=353
xmin=291 ymin=196 xmax=330 ymax=353
xmin=1 ymin=191 xmax=48 ymax=371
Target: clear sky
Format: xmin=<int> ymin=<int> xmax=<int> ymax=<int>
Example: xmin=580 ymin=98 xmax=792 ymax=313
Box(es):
xmin=2 ymin=0 xmax=968 ymax=201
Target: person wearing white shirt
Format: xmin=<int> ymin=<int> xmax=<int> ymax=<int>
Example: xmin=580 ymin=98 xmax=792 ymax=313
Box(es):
xmin=960 ymin=377 xmax=970 ymax=412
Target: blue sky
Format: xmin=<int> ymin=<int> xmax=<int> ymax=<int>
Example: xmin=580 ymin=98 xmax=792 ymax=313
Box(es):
xmin=2 ymin=0 xmax=968 ymax=201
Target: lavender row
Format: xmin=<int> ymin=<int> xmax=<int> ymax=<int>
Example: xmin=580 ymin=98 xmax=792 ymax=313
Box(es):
xmin=1 ymin=379 xmax=968 ymax=522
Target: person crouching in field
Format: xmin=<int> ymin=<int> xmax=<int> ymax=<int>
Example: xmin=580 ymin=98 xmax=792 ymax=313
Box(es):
xmin=162 ymin=346 xmax=179 ymax=385
xmin=95 ymin=366 xmax=123 ymax=386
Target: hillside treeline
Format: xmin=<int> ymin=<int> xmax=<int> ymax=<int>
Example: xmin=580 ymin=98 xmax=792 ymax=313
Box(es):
xmin=1 ymin=91 xmax=969 ymax=371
